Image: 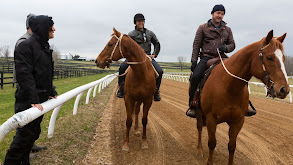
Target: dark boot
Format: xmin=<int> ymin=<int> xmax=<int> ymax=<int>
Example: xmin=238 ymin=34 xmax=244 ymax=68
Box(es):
xmin=31 ymin=144 xmax=47 ymax=153
xmin=186 ymin=89 xmax=200 ymax=118
xmin=245 ymin=108 xmax=256 ymax=116
xmin=117 ymin=83 xmax=124 ymax=98
xmin=186 ymin=107 xmax=197 ymax=118
xmin=154 ymin=89 xmax=161 ymax=101
xmin=245 ymin=100 xmax=257 ymax=117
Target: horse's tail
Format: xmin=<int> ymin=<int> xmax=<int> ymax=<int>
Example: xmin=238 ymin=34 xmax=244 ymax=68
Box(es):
xmin=134 ymin=101 xmax=140 ymax=115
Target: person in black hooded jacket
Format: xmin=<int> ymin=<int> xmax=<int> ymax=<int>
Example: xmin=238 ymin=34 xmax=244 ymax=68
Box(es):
xmin=4 ymin=15 xmax=57 ymax=165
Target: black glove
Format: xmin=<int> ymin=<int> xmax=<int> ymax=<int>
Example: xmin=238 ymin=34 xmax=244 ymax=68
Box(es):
xmin=218 ymin=45 xmax=228 ymax=53
xmin=191 ymin=61 xmax=197 ymax=72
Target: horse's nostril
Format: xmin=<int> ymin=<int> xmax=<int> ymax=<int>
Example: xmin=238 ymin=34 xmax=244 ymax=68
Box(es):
xmin=95 ymin=60 xmax=97 ymax=64
xmin=280 ymin=86 xmax=286 ymax=95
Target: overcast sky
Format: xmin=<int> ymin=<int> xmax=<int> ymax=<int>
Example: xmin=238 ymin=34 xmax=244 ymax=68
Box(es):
xmin=0 ymin=0 xmax=292 ymax=62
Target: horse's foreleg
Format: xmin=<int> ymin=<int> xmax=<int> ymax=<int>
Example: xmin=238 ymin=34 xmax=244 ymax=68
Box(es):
xmin=141 ymin=99 xmax=152 ymax=149
xmin=134 ymin=101 xmax=142 ymax=137
xmin=122 ymin=98 xmax=135 ymax=151
xmin=196 ymin=109 xmax=204 ymax=158
xmin=228 ymin=117 xmax=244 ymax=165
xmin=206 ymin=115 xmax=217 ymax=165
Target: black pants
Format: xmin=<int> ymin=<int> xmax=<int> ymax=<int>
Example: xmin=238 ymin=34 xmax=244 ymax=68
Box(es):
xmin=189 ymin=56 xmax=212 ymax=105
xmin=4 ymin=92 xmax=47 ymax=165
xmin=118 ymin=59 xmax=163 ymax=90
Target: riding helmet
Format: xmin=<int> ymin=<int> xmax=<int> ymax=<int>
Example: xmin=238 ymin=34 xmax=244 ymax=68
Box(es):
xmin=134 ymin=13 xmax=145 ymax=24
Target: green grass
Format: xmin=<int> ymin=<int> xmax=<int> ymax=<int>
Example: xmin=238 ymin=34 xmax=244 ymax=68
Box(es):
xmin=0 ymin=73 xmax=112 ymax=163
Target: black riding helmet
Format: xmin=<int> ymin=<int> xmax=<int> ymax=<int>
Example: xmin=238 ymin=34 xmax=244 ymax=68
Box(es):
xmin=134 ymin=13 xmax=145 ymax=24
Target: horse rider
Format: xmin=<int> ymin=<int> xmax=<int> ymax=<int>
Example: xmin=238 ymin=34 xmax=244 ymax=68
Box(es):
xmin=186 ymin=4 xmax=257 ymax=118
xmin=117 ymin=13 xmax=163 ymax=101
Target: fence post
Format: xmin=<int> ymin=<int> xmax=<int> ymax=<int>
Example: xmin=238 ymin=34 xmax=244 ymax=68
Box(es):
xmin=1 ymin=72 xmax=3 ymax=89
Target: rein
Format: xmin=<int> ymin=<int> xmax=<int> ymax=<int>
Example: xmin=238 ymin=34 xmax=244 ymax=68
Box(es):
xmin=217 ymin=42 xmax=273 ymax=90
xmin=108 ymin=34 xmax=147 ymax=65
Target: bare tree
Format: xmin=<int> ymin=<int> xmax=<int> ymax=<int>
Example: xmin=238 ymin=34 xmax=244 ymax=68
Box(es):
xmin=285 ymin=55 xmax=293 ymax=76
xmin=73 ymin=55 xmax=80 ymax=60
xmin=0 ymin=47 xmax=2 ymax=57
xmin=51 ymin=44 xmax=60 ymax=66
xmin=177 ymin=56 xmax=186 ymax=71
xmin=1 ymin=45 xmax=11 ymax=62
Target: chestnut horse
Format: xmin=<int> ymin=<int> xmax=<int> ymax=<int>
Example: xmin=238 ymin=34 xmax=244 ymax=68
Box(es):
xmin=95 ymin=28 xmax=156 ymax=151
xmin=196 ymin=30 xmax=290 ymax=165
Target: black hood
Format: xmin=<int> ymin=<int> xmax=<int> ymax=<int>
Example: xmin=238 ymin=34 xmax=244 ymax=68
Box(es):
xmin=30 ymin=15 xmax=54 ymax=50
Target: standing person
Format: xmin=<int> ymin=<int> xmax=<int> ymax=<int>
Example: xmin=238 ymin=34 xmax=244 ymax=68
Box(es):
xmin=117 ymin=13 xmax=163 ymax=101
xmin=186 ymin=4 xmax=256 ymax=118
xmin=4 ymin=15 xmax=57 ymax=165
xmin=13 ymin=13 xmax=48 ymax=155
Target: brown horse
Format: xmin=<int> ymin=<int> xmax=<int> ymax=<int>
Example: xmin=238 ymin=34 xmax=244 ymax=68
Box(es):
xmin=196 ymin=30 xmax=290 ymax=165
xmin=95 ymin=28 xmax=156 ymax=151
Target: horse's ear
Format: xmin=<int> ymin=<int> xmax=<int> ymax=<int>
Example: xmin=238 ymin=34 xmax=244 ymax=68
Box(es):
xmin=277 ymin=33 xmax=287 ymax=43
xmin=265 ymin=30 xmax=273 ymax=45
xmin=113 ymin=27 xmax=121 ymax=37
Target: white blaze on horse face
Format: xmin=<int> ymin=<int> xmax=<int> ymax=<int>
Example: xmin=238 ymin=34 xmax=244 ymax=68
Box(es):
xmin=275 ymin=49 xmax=288 ymax=83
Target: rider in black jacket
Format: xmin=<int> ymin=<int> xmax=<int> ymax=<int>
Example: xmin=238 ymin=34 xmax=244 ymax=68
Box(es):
xmin=4 ymin=15 xmax=57 ymax=165
xmin=117 ymin=13 xmax=163 ymax=101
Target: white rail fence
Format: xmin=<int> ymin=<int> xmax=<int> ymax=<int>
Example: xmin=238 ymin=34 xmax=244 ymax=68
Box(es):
xmin=0 ymin=73 xmax=117 ymax=142
xmin=163 ymin=73 xmax=293 ymax=103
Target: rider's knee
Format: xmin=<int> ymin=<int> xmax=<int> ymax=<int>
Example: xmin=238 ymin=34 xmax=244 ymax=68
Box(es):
xmin=157 ymin=69 xmax=163 ymax=75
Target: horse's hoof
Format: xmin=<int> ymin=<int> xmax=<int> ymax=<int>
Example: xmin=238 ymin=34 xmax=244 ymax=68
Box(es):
xmin=141 ymin=142 xmax=149 ymax=149
xmin=196 ymin=149 xmax=204 ymax=158
xmin=134 ymin=131 xmax=141 ymax=137
xmin=122 ymin=144 xmax=129 ymax=151
xmin=196 ymin=153 xmax=204 ymax=158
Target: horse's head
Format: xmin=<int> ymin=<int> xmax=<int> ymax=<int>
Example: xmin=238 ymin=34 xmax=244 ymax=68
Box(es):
xmin=251 ymin=30 xmax=290 ymax=99
xmin=95 ymin=28 xmax=125 ymax=69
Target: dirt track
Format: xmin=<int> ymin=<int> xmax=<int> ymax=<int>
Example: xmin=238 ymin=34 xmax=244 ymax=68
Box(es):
xmin=83 ymin=79 xmax=293 ymax=165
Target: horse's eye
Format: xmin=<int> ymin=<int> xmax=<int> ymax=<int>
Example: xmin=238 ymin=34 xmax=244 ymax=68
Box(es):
xmin=108 ymin=43 xmax=113 ymax=47
xmin=266 ymin=56 xmax=274 ymax=61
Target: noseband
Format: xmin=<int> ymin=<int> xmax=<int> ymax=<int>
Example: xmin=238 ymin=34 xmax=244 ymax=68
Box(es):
xmin=218 ymin=42 xmax=274 ymax=96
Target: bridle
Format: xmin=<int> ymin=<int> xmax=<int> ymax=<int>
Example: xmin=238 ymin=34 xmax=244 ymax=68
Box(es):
xmin=259 ymin=43 xmax=275 ymax=97
xmin=218 ymin=41 xmax=275 ymax=97
xmin=107 ymin=34 xmax=147 ymax=65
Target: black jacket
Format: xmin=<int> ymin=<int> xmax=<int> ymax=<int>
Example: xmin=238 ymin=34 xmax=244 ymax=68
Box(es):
xmin=128 ymin=28 xmax=160 ymax=57
xmin=14 ymin=15 xmax=57 ymax=104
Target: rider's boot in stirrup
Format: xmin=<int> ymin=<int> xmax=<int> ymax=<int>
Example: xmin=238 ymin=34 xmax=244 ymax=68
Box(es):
xmin=117 ymin=83 xmax=124 ymax=98
xmin=154 ymin=88 xmax=161 ymax=101
xmin=245 ymin=100 xmax=257 ymax=117
xmin=186 ymin=90 xmax=200 ymax=118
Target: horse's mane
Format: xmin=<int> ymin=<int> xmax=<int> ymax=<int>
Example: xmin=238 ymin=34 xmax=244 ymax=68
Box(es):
xmin=125 ymin=35 xmax=147 ymax=56
xmin=230 ymin=36 xmax=283 ymax=60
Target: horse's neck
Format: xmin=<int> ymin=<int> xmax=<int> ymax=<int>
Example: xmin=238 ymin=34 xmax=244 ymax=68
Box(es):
xmin=124 ymin=50 xmax=149 ymax=76
xmin=223 ymin=44 xmax=258 ymax=89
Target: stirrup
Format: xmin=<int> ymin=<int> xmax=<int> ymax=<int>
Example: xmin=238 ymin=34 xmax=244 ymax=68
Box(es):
xmin=245 ymin=109 xmax=256 ymax=117
xmin=186 ymin=106 xmax=197 ymax=118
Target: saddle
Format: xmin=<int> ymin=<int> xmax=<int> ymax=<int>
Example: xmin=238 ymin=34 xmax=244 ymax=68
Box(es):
xmin=190 ymin=57 xmax=227 ymax=107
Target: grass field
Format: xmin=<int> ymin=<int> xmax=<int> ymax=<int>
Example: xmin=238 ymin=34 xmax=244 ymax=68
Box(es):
xmin=0 ymin=73 xmax=112 ymax=163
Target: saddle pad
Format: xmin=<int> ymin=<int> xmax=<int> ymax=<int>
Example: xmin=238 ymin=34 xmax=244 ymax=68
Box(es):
xmin=199 ymin=62 xmax=221 ymax=91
